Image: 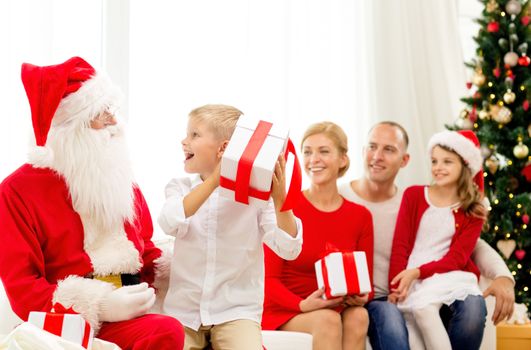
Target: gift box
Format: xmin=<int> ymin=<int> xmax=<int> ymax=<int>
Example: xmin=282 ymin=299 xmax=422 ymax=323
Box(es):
xmin=315 ymin=251 xmax=372 ymax=299
xmin=28 ymin=307 xmax=94 ymax=349
xmin=220 ymin=115 xmax=300 ymax=209
xmin=496 ymin=322 xmax=531 ymax=350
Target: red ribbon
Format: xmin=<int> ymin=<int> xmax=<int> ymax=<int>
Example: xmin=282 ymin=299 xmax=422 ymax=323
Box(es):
xmin=220 ymin=120 xmax=302 ymax=210
xmin=46 ymin=303 xmax=91 ymax=349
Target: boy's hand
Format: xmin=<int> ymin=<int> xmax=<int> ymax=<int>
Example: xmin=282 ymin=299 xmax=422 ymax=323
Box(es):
xmin=387 ymin=292 xmax=399 ymax=304
xmin=205 ymin=161 xmax=222 ymax=188
xmin=271 ymin=154 xmax=287 ymax=210
xmin=299 ymin=287 xmax=343 ymax=312
xmin=390 ymin=268 xmax=420 ymax=302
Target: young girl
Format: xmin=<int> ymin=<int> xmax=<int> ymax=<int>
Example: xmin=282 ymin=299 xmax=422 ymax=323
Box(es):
xmin=388 ymin=130 xmax=488 ymax=350
xmin=262 ymin=121 xmax=374 ymax=350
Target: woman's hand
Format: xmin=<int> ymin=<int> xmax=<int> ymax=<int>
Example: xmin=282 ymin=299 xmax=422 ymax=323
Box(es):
xmin=271 ymin=155 xmax=287 ymax=210
xmin=389 ymin=268 xmax=420 ymax=302
xmin=343 ymin=293 xmax=369 ymax=307
xmin=299 ymin=287 xmax=343 ymax=313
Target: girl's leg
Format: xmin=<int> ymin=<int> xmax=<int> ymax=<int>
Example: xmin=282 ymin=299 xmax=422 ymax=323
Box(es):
xmin=280 ymin=309 xmax=342 ymax=350
xmin=402 ymin=311 xmax=425 ymax=350
xmin=412 ymin=303 xmax=451 ymax=350
xmin=341 ymin=306 xmax=369 ymax=350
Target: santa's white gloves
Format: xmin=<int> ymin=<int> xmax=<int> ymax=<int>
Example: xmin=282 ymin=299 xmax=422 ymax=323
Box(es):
xmin=99 ymin=282 xmax=156 ymax=322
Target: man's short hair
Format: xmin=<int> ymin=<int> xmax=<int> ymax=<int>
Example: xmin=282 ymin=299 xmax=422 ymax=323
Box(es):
xmin=370 ymin=121 xmax=409 ymax=149
xmin=189 ymin=104 xmax=243 ymax=141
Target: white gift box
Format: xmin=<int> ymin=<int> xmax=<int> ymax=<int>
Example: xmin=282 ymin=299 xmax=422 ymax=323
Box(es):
xmin=28 ymin=310 xmax=94 ymax=349
xmin=220 ymin=115 xmax=289 ymax=208
xmin=315 ymin=251 xmax=372 ymax=299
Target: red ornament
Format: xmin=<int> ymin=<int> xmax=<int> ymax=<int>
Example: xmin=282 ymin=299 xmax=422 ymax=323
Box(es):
xmin=493 ymin=67 xmax=501 ymax=78
xmin=469 ymin=106 xmax=477 ymax=122
xmin=522 ymin=15 xmax=530 ymax=26
xmin=523 ymin=214 xmax=530 ymax=224
xmin=506 ymin=69 xmax=514 ymax=79
xmin=466 ymin=82 xmax=472 ymax=89
xmin=519 ymin=56 xmax=531 ymax=66
xmin=487 ymin=21 xmax=500 ymax=32
xmin=515 ymin=249 xmax=526 ymax=261
xmin=523 ymin=100 xmax=530 ymax=111
xmin=522 ymin=164 xmax=531 ymax=182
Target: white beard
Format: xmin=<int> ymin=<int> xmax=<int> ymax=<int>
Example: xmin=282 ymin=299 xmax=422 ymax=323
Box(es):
xmin=46 ymin=122 xmax=136 ymax=245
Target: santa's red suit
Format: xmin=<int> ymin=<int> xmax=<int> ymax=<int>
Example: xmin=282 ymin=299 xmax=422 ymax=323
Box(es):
xmin=0 ymin=57 xmax=184 ymax=350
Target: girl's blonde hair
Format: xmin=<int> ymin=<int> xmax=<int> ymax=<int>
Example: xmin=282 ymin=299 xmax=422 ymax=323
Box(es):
xmin=301 ymin=121 xmax=350 ymax=178
xmin=189 ymin=104 xmax=243 ymax=141
xmin=437 ymin=145 xmax=487 ymax=221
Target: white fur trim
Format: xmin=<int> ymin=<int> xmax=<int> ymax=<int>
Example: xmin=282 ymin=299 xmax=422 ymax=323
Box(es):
xmin=52 ymin=72 xmax=123 ymax=127
xmin=428 ymin=130 xmax=482 ymax=175
xmin=83 ymin=223 xmax=142 ymax=276
xmin=52 ymin=276 xmax=115 ymax=334
xmin=27 ymin=146 xmax=54 ymax=168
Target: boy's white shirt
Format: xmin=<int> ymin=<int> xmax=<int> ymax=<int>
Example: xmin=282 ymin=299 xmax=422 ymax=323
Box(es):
xmin=158 ymin=175 xmax=302 ymax=331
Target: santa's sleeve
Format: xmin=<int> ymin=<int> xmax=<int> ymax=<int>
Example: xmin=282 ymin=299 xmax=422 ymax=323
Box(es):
xmin=0 ymin=183 xmax=114 ymax=332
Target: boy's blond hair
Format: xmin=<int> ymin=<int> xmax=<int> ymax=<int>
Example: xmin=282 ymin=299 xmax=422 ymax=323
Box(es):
xmin=189 ymin=104 xmax=243 ymax=141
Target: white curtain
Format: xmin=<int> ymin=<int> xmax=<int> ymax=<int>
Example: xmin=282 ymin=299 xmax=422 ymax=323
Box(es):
xmin=363 ymin=0 xmax=468 ymax=187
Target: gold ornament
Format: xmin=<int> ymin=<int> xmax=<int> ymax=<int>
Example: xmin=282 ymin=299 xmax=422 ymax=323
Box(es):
xmin=487 ymin=0 xmax=499 ymax=12
xmin=528 ymin=124 xmax=531 ymax=137
xmin=493 ymin=106 xmax=512 ymax=124
xmin=455 ymin=116 xmax=474 ymax=130
xmin=472 ymin=70 xmax=486 ymax=86
xmin=485 ymin=156 xmax=500 ymax=174
xmin=503 ymin=90 xmax=516 ymax=104
xmin=513 ymin=142 xmax=529 ymax=159
xmin=478 ymin=109 xmax=490 ymax=120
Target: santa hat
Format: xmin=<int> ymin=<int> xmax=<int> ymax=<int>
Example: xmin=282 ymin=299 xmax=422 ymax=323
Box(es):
xmin=21 ymin=57 xmax=123 ymax=165
xmin=428 ymin=130 xmax=484 ymax=192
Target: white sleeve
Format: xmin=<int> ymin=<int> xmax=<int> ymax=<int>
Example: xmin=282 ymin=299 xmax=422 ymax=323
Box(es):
xmin=260 ymin=201 xmax=303 ymax=260
xmin=471 ymin=239 xmax=514 ymax=283
xmin=157 ymin=178 xmax=191 ymax=238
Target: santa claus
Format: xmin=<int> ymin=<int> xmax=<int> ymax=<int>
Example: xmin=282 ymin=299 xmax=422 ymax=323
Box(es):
xmin=0 ymin=57 xmax=184 ymax=349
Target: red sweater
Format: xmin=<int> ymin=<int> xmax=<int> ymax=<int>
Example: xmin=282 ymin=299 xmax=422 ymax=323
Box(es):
xmin=262 ymin=193 xmax=374 ymax=330
xmin=388 ymin=185 xmax=483 ymax=290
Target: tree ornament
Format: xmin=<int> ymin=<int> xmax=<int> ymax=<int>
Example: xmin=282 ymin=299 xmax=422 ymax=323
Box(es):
xmin=513 ymin=142 xmax=529 ymax=159
xmin=518 ymin=55 xmax=530 ymax=66
xmin=528 ymin=122 xmax=531 ymax=136
xmin=522 ymin=163 xmax=531 ymax=182
xmin=523 ymin=101 xmax=530 ymax=111
xmin=522 ymin=15 xmax=530 ymax=26
xmin=498 ymin=38 xmax=509 ymax=51
xmin=486 ymin=0 xmax=499 ymax=13
xmin=504 ymin=90 xmax=516 ymax=103
xmin=478 ymin=109 xmax=490 ymax=120
xmin=515 ymin=249 xmax=526 ymax=261
xmin=480 ymin=145 xmax=493 ymax=158
xmin=492 ymin=106 xmax=512 ymax=124
xmin=504 ymin=52 xmax=519 ymax=67
xmin=485 ymin=156 xmax=500 ymax=174
xmin=493 ymin=67 xmax=501 ymax=77
xmin=487 ymin=21 xmax=500 ymax=32
xmin=523 ymin=214 xmax=530 ymax=225
xmin=472 ymin=70 xmax=486 ymax=86
xmin=497 ymin=239 xmax=516 ymax=259
xmin=455 ymin=113 xmax=474 ymax=130
xmin=506 ymin=0 xmax=522 ymax=16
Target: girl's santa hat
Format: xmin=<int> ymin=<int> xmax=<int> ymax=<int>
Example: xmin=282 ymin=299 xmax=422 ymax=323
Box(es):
xmin=21 ymin=56 xmax=122 ymax=165
xmin=428 ymin=130 xmax=484 ymax=192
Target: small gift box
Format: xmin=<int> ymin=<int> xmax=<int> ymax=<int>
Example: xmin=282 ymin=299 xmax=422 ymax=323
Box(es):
xmin=496 ymin=322 xmax=531 ymax=350
xmin=28 ymin=304 xmax=94 ymax=349
xmin=220 ymin=115 xmax=300 ymax=210
xmin=315 ymin=251 xmax=372 ymax=299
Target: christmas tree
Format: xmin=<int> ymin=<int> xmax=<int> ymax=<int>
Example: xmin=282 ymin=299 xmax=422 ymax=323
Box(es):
xmin=455 ymin=0 xmax=531 ymax=313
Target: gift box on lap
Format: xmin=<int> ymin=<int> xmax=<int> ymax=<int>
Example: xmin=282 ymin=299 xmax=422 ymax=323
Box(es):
xmin=28 ymin=305 xmax=94 ymax=349
xmin=496 ymin=322 xmax=531 ymax=350
xmin=315 ymin=251 xmax=372 ymax=299
xmin=220 ymin=115 xmax=300 ymax=209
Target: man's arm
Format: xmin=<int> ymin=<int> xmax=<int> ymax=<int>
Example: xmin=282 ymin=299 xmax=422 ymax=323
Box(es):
xmin=472 ymin=239 xmax=515 ymax=325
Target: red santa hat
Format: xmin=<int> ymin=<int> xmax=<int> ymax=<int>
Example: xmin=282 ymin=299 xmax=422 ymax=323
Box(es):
xmin=427 ymin=130 xmax=484 ymax=192
xmin=21 ymin=57 xmax=123 ymax=155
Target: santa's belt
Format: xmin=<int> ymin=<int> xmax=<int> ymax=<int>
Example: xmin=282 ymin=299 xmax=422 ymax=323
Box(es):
xmin=89 ymin=273 xmax=141 ymax=289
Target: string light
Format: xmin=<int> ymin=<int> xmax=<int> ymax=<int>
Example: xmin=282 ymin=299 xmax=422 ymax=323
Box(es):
xmin=517 ymin=204 xmax=522 ymax=209
xmin=507 ymin=160 xmax=513 ymax=166
xmin=509 ymin=193 xmax=514 ymax=199
xmin=494 ymin=199 xmax=500 ymax=205
xmin=520 ymin=85 xmax=526 ymax=91
xmin=525 ymin=287 xmax=529 ymax=292
xmin=494 ymin=225 xmax=499 ymax=231
xmin=505 ymin=233 xmax=511 ymax=238
xmin=488 ymin=82 xmax=493 ymax=87
xmin=518 ymin=264 xmax=522 ymax=269
xmin=490 ymin=93 xmax=496 ymax=99
xmin=524 ymin=224 xmax=528 ymax=229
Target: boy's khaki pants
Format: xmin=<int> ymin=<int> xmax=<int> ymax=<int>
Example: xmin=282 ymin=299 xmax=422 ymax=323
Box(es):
xmin=184 ymin=319 xmax=262 ymax=350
